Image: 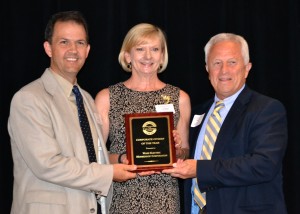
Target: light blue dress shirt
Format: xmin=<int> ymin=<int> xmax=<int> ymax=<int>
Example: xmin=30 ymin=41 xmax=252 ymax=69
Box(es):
xmin=190 ymin=85 xmax=245 ymax=214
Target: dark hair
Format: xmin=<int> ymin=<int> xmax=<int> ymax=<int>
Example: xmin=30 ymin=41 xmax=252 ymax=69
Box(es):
xmin=44 ymin=11 xmax=89 ymax=44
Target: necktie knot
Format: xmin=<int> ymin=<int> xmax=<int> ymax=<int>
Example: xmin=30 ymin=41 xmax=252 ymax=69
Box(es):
xmin=72 ymin=85 xmax=81 ymax=97
xmin=215 ymin=100 xmax=224 ymax=106
xmin=214 ymin=100 xmax=225 ymax=114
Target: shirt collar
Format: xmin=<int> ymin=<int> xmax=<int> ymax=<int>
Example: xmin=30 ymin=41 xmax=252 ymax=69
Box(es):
xmin=50 ymin=69 xmax=77 ymax=98
xmin=214 ymin=84 xmax=245 ymax=109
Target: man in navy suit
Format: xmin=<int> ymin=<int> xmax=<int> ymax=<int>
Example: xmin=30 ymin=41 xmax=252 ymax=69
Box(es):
xmin=163 ymin=33 xmax=287 ymax=213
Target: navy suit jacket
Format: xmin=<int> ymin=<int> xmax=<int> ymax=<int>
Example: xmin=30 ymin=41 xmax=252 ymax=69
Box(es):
xmin=184 ymin=86 xmax=288 ymax=214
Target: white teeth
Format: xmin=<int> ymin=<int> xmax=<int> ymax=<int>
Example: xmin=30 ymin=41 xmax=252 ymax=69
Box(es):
xmin=141 ymin=61 xmax=152 ymax=64
xmin=66 ymin=58 xmax=77 ymax=61
xmin=142 ymin=63 xmax=152 ymax=66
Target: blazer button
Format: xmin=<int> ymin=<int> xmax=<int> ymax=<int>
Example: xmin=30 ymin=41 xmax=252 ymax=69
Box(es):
xmin=90 ymin=208 xmax=95 ymax=213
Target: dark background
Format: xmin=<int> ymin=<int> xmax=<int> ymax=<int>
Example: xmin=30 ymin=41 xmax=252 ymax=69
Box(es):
xmin=1 ymin=0 xmax=299 ymax=213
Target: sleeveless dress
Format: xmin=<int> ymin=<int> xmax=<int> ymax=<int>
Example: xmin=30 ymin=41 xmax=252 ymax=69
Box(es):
xmin=108 ymin=82 xmax=181 ymax=214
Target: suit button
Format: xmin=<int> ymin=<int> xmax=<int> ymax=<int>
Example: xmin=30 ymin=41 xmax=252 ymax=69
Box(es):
xmin=90 ymin=208 xmax=95 ymax=213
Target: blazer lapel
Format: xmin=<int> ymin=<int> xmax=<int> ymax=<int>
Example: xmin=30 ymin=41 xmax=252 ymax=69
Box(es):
xmin=212 ymin=87 xmax=252 ymax=158
xmin=189 ymin=99 xmax=214 ymax=156
xmin=41 ymin=69 xmax=89 ymax=163
xmin=80 ymin=88 xmax=110 ymax=164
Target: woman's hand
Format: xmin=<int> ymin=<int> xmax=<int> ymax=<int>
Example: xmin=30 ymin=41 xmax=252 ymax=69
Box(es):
xmin=173 ymin=130 xmax=189 ymax=159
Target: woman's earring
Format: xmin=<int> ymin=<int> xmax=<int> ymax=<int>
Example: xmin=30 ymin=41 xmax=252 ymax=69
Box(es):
xmin=127 ymin=62 xmax=132 ymax=69
xmin=158 ymin=64 xmax=163 ymax=71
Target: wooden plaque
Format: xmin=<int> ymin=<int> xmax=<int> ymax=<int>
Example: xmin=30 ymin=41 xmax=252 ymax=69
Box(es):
xmin=125 ymin=112 xmax=176 ymax=172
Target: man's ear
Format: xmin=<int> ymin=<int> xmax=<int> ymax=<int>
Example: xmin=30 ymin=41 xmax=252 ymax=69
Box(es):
xmin=244 ymin=62 xmax=252 ymax=79
xmin=205 ymin=65 xmax=211 ymax=80
xmin=43 ymin=41 xmax=52 ymax=57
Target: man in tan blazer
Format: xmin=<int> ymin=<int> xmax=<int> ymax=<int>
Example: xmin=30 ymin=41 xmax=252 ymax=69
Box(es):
xmin=8 ymin=11 xmax=137 ymax=214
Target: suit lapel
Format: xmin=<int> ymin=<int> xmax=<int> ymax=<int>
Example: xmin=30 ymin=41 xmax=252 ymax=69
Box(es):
xmin=212 ymin=87 xmax=252 ymax=158
xmin=189 ymin=99 xmax=214 ymax=157
xmin=80 ymin=89 xmax=110 ymax=164
xmin=41 ymin=69 xmax=90 ymax=163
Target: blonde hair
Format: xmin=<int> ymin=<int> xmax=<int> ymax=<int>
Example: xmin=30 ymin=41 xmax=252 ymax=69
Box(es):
xmin=118 ymin=23 xmax=168 ymax=73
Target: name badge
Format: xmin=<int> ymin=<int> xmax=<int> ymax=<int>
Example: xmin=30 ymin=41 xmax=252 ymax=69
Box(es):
xmin=155 ymin=104 xmax=175 ymax=113
xmin=191 ymin=114 xmax=205 ymax=127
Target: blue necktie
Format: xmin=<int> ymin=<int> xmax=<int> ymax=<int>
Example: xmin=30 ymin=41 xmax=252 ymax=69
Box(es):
xmin=72 ymin=85 xmax=97 ymax=163
xmin=73 ymin=86 xmax=102 ymax=214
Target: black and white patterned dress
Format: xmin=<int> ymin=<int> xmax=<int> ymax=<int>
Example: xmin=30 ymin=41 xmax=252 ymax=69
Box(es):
xmin=108 ymin=82 xmax=180 ymax=214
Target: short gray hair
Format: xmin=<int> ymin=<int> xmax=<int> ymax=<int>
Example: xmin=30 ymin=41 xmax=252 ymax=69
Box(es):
xmin=204 ymin=33 xmax=250 ymax=64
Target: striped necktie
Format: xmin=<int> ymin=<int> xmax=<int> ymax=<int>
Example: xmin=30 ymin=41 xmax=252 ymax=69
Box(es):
xmin=194 ymin=100 xmax=225 ymax=209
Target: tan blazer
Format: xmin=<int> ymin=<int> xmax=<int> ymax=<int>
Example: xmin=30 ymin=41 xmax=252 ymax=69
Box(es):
xmin=8 ymin=69 xmax=113 ymax=214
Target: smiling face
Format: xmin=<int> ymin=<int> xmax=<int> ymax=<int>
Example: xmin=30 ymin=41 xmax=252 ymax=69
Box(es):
xmin=43 ymin=21 xmax=90 ymax=83
xmin=206 ymin=41 xmax=252 ymax=100
xmin=124 ymin=36 xmax=164 ymax=76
